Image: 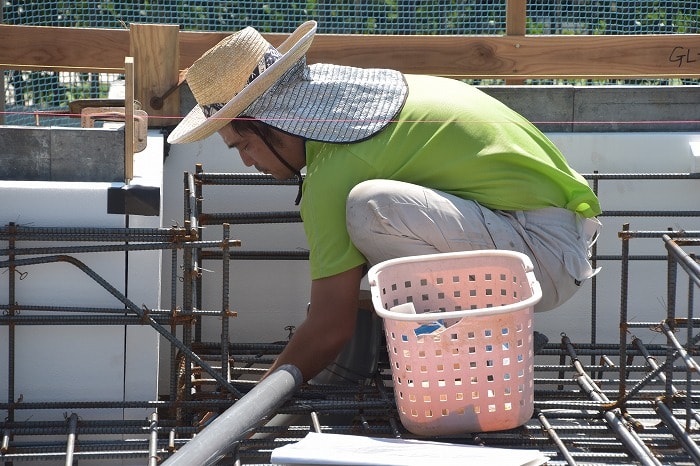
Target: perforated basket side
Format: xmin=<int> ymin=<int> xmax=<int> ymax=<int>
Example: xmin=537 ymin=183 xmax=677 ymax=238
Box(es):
xmin=383 ymin=305 xmax=535 ymax=436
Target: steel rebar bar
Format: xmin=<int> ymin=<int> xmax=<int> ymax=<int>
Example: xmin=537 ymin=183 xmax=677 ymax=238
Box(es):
xmin=563 ymin=335 xmax=663 ymax=466
xmin=653 ymin=397 xmax=700 ymax=464
xmin=147 ymin=412 xmax=159 ymax=466
xmin=64 ymin=413 xmax=78 ymax=466
xmin=536 ymin=410 xmax=577 ymax=465
xmin=1 ymin=253 xmax=243 ymax=399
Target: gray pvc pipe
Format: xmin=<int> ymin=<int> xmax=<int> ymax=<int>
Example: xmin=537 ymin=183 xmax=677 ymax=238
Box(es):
xmin=162 ymin=364 xmax=303 ymax=466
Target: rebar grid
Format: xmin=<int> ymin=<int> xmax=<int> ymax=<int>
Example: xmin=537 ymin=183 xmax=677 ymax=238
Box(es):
xmin=1 ymin=168 xmax=699 ymax=464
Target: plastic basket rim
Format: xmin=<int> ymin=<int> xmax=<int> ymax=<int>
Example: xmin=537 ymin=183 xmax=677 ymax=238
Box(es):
xmin=368 ymin=250 xmax=543 ymax=322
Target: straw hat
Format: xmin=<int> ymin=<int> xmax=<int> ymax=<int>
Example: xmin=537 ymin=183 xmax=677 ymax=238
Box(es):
xmin=167 ymin=20 xmax=408 ymax=144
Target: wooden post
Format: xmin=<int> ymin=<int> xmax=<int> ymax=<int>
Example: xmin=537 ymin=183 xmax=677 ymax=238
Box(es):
xmin=0 ymin=68 xmax=5 ymax=126
xmin=124 ymin=57 xmax=135 ymax=182
xmin=506 ymin=0 xmax=527 ymax=36
xmin=505 ymin=0 xmax=527 ymax=85
xmin=129 ymin=23 xmax=180 ymax=128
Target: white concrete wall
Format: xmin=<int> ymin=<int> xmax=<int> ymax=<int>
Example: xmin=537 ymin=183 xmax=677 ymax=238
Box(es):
xmin=542 ymin=133 xmax=700 ymax=346
xmin=162 ymin=132 xmax=700 ymax=359
xmin=0 ymin=132 xmax=163 ymax=450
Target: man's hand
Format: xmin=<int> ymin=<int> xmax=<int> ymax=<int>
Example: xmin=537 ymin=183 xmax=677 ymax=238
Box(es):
xmin=263 ymin=265 xmax=365 ymax=382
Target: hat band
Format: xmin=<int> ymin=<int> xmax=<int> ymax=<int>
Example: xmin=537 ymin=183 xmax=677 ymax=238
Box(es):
xmin=202 ymin=102 xmax=224 ymax=118
xmin=202 ymin=45 xmax=282 ymax=119
xmin=248 ymin=45 xmax=282 ymax=84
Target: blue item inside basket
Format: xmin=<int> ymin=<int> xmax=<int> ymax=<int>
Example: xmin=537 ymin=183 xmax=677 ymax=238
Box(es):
xmin=414 ymin=320 xmax=445 ymax=336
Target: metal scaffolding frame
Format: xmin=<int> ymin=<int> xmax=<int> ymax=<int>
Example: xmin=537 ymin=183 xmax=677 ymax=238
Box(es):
xmin=1 ymin=168 xmax=699 ymax=464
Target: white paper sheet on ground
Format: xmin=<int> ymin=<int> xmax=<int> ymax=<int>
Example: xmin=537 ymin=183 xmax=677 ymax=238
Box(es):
xmin=270 ymin=432 xmax=549 ymax=466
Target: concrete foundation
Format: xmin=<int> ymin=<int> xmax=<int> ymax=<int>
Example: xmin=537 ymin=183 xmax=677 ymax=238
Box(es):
xmin=0 ymin=125 xmax=125 ymax=182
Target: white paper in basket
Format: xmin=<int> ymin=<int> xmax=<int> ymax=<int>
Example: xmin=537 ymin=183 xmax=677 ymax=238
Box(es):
xmin=270 ymin=432 xmax=549 ymax=466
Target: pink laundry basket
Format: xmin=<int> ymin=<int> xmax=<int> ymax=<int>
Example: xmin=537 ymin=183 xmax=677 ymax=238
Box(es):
xmin=368 ymin=250 xmax=542 ymax=436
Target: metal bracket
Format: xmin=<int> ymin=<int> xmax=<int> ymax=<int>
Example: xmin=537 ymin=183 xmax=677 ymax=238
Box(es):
xmin=80 ymin=107 xmax=149 ymax=153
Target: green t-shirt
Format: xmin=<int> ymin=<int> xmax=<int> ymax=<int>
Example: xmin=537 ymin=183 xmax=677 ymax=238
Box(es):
xmin=301 ymin=74 xmax=600 ymax=280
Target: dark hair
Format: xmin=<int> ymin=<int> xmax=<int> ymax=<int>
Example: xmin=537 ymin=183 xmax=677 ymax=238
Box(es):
xmin=229 ymin=117 xmax=304 ymax=205
xmin=229 ymin=117 xmax=282 ymax=148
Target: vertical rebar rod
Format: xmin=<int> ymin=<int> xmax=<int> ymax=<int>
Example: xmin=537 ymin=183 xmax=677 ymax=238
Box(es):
xmin=7 ymin=223 xmax=16 ymax=426
xmin=663 ymin=235 xmax=700 ymax=432
xmin=168 ymin=428 xmax=177 ymax=452
xmin=221 ymin=223 xmax=231 ymax=380
xmin=1 ymin=429 xmax=9 ymax=453
xmin=64 ymin=413 xmax=78 ymax=466
xmin=182 ymin=220 xmax=194 ymax=422
xmin=195 ymin=164 xmax=205 ymax=343
xmin=185 ymin=172 xmax=198 ymax=238
xmin=182 ymin=171 xmax=202 ymax=422
xmin=686 ymin=264 xmax=695 ymax=431
xmin=147 ymin=412 xmax=159 ymax=466
xmin=372 ymin=372 xmax=403 ymax=438
xmin=618 ymin=223 xmax=630 ymax=403
xmin=665 ymin=240 xmax=678 ymax=402
xmin=169 ymin=248 xmax=179 ymax=417
xmin=557 ymin=338 xmax=566 ymax=391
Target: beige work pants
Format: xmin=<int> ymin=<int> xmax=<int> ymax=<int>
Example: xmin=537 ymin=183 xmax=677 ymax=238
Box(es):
xmin=346 ymin=179 xmax=600 ymax=312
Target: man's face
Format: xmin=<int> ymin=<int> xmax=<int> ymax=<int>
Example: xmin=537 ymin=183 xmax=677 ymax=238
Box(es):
xmin=217 ymin=123 xmax=304 ymax=180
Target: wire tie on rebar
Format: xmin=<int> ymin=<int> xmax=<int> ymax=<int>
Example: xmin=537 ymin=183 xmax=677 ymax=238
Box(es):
xmin=170 ymin=306 xmax=197 ymax=325
xmin=220 ymin=239 xmax=242 ymax=249
xmin=189 ymin=266 xmax=204 ymax=279
xmin=178 ymin=315 xmax=194 ymax=325
xmin=141 ymin=305 xmax=151 ymax=324
xmin=224 ymin=308 xmax=238 ymax=318
xmin=654 ymin=394 xmax=672 ymax=408
xmin=167 ymin=224 xmax=186 ymax=243
xmin=622 ymin=411 xmax=645 ymax=432
xmin=285 ymin=325 xmax=296 ymax=339
xmin=650 ymin=323 xmax=664 ymax=333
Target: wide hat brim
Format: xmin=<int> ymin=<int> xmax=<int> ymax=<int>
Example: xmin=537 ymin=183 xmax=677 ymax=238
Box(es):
xmin=168 ymin=21 xmax=317 ymax=145
xmin=168 ymin=20 xmax=409 ymax=145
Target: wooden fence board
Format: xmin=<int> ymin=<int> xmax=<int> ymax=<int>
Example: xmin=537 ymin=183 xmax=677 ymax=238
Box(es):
xmin=2 ymin=25 xmax=699 ymax=79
